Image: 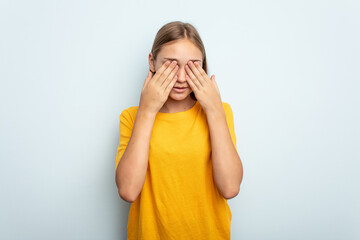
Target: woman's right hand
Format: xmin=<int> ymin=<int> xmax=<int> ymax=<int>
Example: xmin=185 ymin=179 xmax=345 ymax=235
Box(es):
xmin=138 ymin=60 xmax=179 ymax=115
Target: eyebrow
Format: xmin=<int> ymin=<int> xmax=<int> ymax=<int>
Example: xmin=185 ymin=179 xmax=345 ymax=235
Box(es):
xmin=163 ymin=58 xmax=202 ymax=62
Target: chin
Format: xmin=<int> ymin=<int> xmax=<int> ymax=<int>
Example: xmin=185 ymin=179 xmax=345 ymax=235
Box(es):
xmin=168 ymin=89 xmax=192 ymax=101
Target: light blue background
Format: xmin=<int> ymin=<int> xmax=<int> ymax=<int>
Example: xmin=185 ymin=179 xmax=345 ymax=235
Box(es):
xmin=1 ymin=0 xmax=359 ymax=239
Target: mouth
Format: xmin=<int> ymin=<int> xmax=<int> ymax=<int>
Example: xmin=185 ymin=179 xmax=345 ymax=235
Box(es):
xmin=172 ymin=87 xmax=188 ymax=93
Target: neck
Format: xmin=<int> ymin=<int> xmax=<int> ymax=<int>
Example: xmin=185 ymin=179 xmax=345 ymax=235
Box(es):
xmin=159 ymin=96 xmax=197 ymax=113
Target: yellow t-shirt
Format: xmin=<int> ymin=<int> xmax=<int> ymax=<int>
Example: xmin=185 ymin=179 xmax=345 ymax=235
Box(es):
xmin=115 ymin=100 xmax=237 ymax=240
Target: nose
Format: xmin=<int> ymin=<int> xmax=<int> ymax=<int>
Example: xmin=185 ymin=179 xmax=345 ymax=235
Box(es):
xmin=176 ymin=65 xmax=187 ymax=82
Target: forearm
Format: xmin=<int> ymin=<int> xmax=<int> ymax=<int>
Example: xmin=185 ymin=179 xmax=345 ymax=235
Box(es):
xmin=115 ymin=109 xmax=156 ymax=202
xmin=206 ymin=106 xmax=243 ymax=199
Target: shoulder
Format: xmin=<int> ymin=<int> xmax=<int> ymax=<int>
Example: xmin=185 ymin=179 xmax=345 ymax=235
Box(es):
xmin=221 ymin=102 xmax=233 ymax=113
xmin=221 ymin=102 xmax=235 ymax=122
xmin=119 ymin=105 xmax=139 ymax=123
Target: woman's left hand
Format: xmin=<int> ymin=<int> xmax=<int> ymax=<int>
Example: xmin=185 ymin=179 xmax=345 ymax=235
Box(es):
xmin=185 ymin=61 xmax=222 ymax=113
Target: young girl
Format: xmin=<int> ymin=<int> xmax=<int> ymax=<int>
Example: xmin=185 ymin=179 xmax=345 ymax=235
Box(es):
xmin=115 ymin=21 xmax=243 ymax=240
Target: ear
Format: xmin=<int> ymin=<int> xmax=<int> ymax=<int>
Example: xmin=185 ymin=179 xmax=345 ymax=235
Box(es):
xmin=148 ymin=52 xmax=156 ymax=72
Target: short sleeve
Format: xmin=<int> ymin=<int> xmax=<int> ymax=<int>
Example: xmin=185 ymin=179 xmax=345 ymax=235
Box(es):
xmin=115 ymin=108 xmax=136 ymax=172
xmin=223 ymin=102 xmax=237 ymax=151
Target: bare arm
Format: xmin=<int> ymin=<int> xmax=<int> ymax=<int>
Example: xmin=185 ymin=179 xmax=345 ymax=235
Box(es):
xmin=183 ymin=60 xmax=243 ymax=200
xmin=115 ymin=60 xmax=179 ymax=203
xmin=115 ymin=110 xmax=156 ymax=203
xmin=206 ymin=105 xmax=243 ymax=199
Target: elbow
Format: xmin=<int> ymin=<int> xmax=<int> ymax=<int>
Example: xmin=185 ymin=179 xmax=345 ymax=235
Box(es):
xmin=222 ymin=185 xmax=240 ymax=200
xmin=115 ymin=169 xmax=138 ymax=203
xmin=222 ymin=155 xmax=243 ymax=200
xmin=223 ymin=189 xmax=239 ymax=200
xmin=118 ymin=188 xmax=137 ymax=203
xmin=224 ymin=164 xmax=243 ymax=199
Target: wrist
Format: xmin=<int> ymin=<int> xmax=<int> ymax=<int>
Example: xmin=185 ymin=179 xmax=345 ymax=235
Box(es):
xmin=137 ymin=107 xmax=157 ymax=120
xmin=203 ymin=102 xmax=223 ymax=115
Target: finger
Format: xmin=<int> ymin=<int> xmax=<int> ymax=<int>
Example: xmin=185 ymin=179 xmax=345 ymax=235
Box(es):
xmin=194 ymin=61 xmax=209 ymax=80
xmin=161 ymin=64 xmax=179 ymax=88
xmin=186 ymin=74 xmax=199 ymax=92
xmin=164 ymin=75 xmax=178 ymax=96
xmin=188 ymin=61 xmax=205 ymax=85
xmin=153 ymin=60 xmax=171 ymax=82
xmin=211 ymin=74 xmax=220 ymax=93
xmin=163 ymin=65 xmax=179 ymax=92
xmin=211 ymin=74 xmax=217 ymax=87
xmin=185 ymin=64 xmax=202 ymax=88
xmin=157 ymin=60 xmax=178 ymax=84
xmin=142 ymin=71 xmax=152 ymax=90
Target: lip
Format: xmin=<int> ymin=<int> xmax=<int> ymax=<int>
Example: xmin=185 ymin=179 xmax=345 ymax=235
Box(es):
xmin=173 ymin=87 xmax=188 ymax=93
